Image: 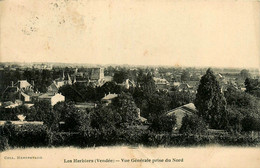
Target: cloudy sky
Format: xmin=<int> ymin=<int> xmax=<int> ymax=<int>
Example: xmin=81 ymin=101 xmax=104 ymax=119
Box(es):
xmin=0 ymin=0 xmax=259 ymax=68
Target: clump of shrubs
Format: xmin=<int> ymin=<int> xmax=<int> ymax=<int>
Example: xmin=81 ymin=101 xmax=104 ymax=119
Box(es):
xmin=0 ymin=136 xmax=9 ymax=151
xmin=242 ymin=115 xmax=260 ymax=132
xmin=179 ymin=115 xmax=207 ymax=134
xmin=149 ymin=114 xmax=176 ymax=133
xmin=0 ymin=122 xmax=48 ymax=148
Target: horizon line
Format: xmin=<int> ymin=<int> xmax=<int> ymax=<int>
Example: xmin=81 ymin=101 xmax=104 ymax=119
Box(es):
xmin=0 ymin=61 xmax=259 ymax=70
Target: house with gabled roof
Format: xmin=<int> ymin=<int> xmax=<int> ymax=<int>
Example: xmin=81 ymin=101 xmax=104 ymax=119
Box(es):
xmin=2 ymin=86 xmax=19 ymax=102
xmin=2 ymin=80 xmax=34 ymax=102
xmin=47 ymin=73 xmax=73 ymax=93
xmin=153 ymin=77 xmax=170 ymax=90
xmin=166 ymin=103 xmax=197 ymax=130
xmin=14 ymin=80 xmax=33 ymax=91
xmin=38 ymin=93 xmax=65 ymax=106
xmin=47 ymin=83 xmax=59 ymax=93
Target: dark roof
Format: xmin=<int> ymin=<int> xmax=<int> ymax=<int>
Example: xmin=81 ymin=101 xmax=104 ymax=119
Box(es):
xmin=48 ymin=83 xmax=59 ymax=92
xmin=38 ymin=92 xmax=56 ymax=99
xmin=3 ymin=86 xmax=19 ymax=93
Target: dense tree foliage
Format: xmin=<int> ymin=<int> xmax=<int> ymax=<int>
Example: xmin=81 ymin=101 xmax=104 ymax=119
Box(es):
xmin=181 ymin=70 xmax=191 ymax=82
xmin=149 ymin=114 xmax=176 ymax=133
xmin=59 ymin=84 xmax=86 ymax=102
xmin=90 ymin=92 xmax=140 ymax=130
xmin=112 ymin=92 xmax=139 ymax=125
xmin=242 ymin=115 xmax=260 ymax=131
xmin=59 ymin=81 xmax=123 ymax=102
xmin=195 ymin=68 xmax=228 ymax=129
xmin=3 ymin=66 xmax=260 ymax=149
xmin=100 ymin=81 xmax=122 ymax=95
xmin=169 ymin=90 xmax=195 ymax=108
xmin=113 ymin=70 xmax=129 ymax=84
xmin=240 ymin=69 xmax=251 ymax=79
xmin=224 ymin=85 xmax=260 ymax=132
xmin=244 ymin=78 xmax=260 ymax=97
xmin=90 ymin=105 xmax=121 ymax=133
xmin=33 ymin=100 xmax=53 ymax=121
xmin=136 ymin=70 xmax=157 ymax=96
xmin=179 ymin=115 xmax=207 ymax=134
xmin=64 ymin=109 xmax=90 ymax=132
xmin=0 ymin=68 xmax=76 ymax=94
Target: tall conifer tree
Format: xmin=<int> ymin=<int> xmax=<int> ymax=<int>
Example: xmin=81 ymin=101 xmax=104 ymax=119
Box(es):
xmin=195 ymin=68 xmax=227 ymax=129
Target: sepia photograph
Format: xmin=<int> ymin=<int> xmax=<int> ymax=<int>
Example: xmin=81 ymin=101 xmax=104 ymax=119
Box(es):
xmin=0 ymin=0 xmax=260 ymax=167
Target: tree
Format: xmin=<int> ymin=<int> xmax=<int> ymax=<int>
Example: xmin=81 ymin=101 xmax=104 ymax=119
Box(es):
xmin=112 ymin=92 xmax=139 ymax=125
xmin=179 ymin=115 xmax=207 ymax=134
xmin=34 ymin=100 xmax=53 ymax=121
xmin=59 ymin=84 xmax=85 ymax=102
xmin=244 ymin=78 xmax=260 ymax=98
xmin=100 ymin=81 xmax=122 ymax=95
xmin=34 ymin=100 xmax=59 ymax=131
xmin=194 ymin=68 xmax=228 ymax=129
xmin=245 ymin=78 xmax=259 ymax=93
xmin=64 ymin=109 xmax=90 ymax=132
xmin=181 ymin=70 xmax=190 ymax=82
xmin=223 ymin=86 xmax=260 ymax=132
xmin=224 ymin=85 xmax=258 ymax=108
xmin=146 ymin=92 xmax=171 ymax=117
xmin=226 ymin=107 xmax=244 ymax=133
xmin=240 ymin=69 xmax=251 ymax=79
xmin=113 ymin=70 xmax=128 ymax=84
xmin=169 ymin=90 xmax=195 ymax=109
xmin=136 ymin=70 xmax=156 ymax=96
xmin=53 ymin=101 xmax=87 ymax=132
xmin=242 ymin=114 xmax=260 ymax=131
xmin=90 ymin=105 xmax=122 ymax=132
xmin=149 ymin=114 xmax=176 ymax=133
xmin=53 ymin=101 xmax=77 ymax=121
xmin=133 ymin=71 xmax=158 ymax=117
xmin=43 ymin=108 xmax=60 ymax=131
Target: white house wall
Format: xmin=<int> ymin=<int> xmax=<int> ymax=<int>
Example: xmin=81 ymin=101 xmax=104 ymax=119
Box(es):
xmin=51 ymin=94 xmax=65 ymax=106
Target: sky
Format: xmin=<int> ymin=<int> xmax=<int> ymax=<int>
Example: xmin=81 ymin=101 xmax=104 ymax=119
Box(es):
xmin=0 ymin=0 xmax=259 ymax=68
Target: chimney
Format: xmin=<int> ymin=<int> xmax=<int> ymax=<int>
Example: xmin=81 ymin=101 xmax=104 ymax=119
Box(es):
xmin=32 ymin=80 xmax=34 ymax=86
xmin=11 ymin=81 xmax=14 ymax=87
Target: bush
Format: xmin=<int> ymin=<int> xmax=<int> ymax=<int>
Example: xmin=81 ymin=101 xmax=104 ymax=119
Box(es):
xmin=1 ymin=123 xmax=48 ymax=147
xmin=242 ymin=115 xmax=260 ymax=131
xmin=149 ymin=115 xmax=176 ymax=133
xmin=179 ymin=115 xmax=207 ymax=134
xmin=0 ymin=108 xmax=20 ymax=121
xmin=0 ymin=136 xmax=9 ymax=151
xmin=226 ymin=107 xmax=243 ymax=133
